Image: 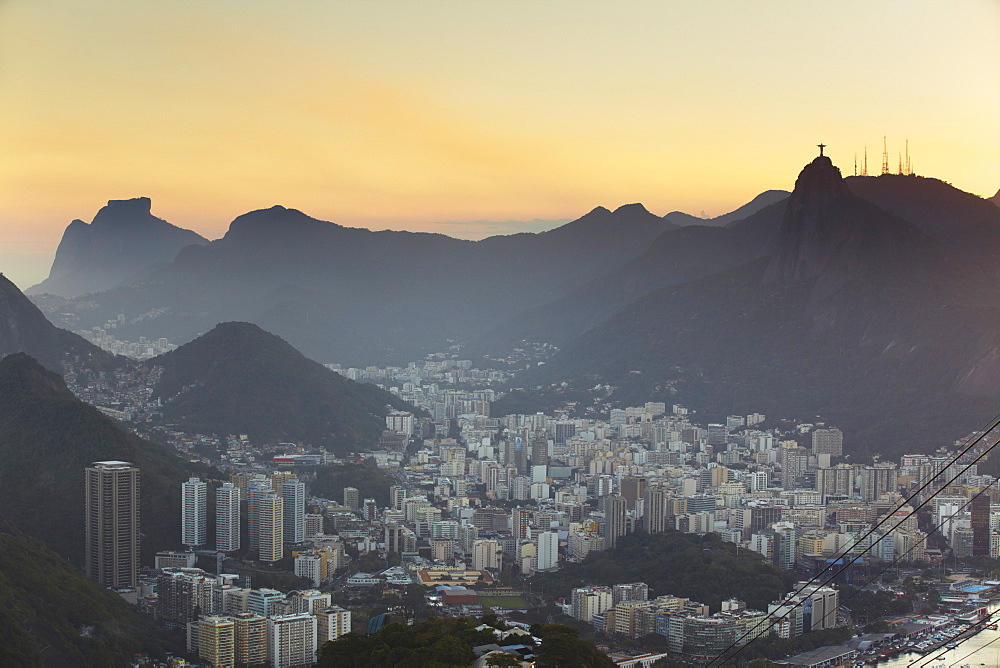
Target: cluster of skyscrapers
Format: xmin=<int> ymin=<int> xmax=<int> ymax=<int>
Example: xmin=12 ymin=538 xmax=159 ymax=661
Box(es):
xmin=179 ymin=473 xmax=307 ymax=562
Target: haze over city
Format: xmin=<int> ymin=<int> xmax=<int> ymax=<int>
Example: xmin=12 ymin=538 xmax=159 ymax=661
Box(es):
xmin=2 ymin=0 xmax=998 ymax=288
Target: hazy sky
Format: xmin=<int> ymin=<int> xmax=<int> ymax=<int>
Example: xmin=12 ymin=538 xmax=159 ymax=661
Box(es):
xmin=2 ymin=0 xmax=998 ymax=288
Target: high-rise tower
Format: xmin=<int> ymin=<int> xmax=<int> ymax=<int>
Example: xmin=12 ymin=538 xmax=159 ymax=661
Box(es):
xmin=247 ymin=478 xmax=273 ymax=550
xmin=216 ymin=482 xmax=241 ymax=552
xmin=182 ymin=477 xmax=208 ymax=548
xmin=258 ymin=493 xmax=284 ymax=562
xmin=85 ymin=461 xmax=140 ymax=589
xmin=604 ymin=494 xmax=627 ymax=549
xmin=282 ymin=480 xmax=306 ymax=545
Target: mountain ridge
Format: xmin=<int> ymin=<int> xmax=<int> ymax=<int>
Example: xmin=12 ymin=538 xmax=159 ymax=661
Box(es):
xmin=35 ymin=200 xmax=674 ymax=364
xmin=1 ymin=273 xmax=115 ymax=374
xmin=663 ymin=189 xmax=789 ymax=227
xmin=518 ymin=157 xmax=1000 ymax=458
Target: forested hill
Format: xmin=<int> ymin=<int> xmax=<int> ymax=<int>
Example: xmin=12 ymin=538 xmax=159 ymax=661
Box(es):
xmin=149 ymin=322 xmax=417 ymax=451
xmin=0 ymin=353 xmax=211 ymax=563
xmin=534 ymin=532 xmax=795 ymax=613
xmin=0 ymin=273 xmax=116 ymax=374
xmin=316 ymin=617 xmax=614 ymax=668
xmin=0 ymin=518 xmax=179 ymax=666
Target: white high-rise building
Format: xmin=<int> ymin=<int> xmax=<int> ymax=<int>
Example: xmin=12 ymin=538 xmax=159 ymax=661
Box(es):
xmin=267 ymin=613 xmax=317 ymax=668
xmin=316 ymin=606 xmax=351 ymax=644
xmin=294 ymin=553 xmax=323 ymax=588
xmin=217 ymin=483 xmax=241 ymax=552
xmin=536 ymin=530 xmax=559 ymax=571
xmin=247 ymin=479 xmax=273 ymax=550
xmin=472 ymin=538 xmax=501 ymax=570
xmin=571 ymin=586 xmax=613 ymax=623
xmin=182 ymin=477 xmax=208 ymax=548
xmin=282 ymin=480 xmax=306 ymax=545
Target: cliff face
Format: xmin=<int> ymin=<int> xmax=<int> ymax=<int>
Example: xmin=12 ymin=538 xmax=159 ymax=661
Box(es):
xmin=28 ymin=197 xmax=207 ymax=298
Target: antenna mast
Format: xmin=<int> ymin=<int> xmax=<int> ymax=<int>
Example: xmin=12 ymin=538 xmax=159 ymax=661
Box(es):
xmin=881 ymin=136 xmax=889 ymax=175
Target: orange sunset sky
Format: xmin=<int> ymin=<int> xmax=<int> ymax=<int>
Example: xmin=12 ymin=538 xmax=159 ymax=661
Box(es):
xmin=1 ymin=0 xmax=998 ymax=288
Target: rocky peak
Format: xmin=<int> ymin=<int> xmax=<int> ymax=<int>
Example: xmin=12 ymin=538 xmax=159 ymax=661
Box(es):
xmin=763 ymin=155 xmax=919 ymax=284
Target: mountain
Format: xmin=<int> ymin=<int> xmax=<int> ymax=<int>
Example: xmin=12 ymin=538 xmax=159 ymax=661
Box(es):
xmin=520 ymin=156 xmax=1000 ymax=457
xmin=35 ymin=202 xmax=672 ymax=365
xmin=0 ymin=353 xmax=209 ymax=563
xmin=0 ymin=518 xmax=178 ymax=667
xmin=846 ymin=174 xmax=1000 ymax=243
xmin=473 ymin=198 xmax=787 ymax=351
xmin=0 ymin=273 xmax=115 ymax=374
xmin=28 ymin=197 xmax=208 ymax=298
xmin=663 ymin=189 xmax=789 ymax=227
xmin=990 ymin=189 xmax=1000 ymax=207
xmin=148 ymin=322 xmax=416 ymax=451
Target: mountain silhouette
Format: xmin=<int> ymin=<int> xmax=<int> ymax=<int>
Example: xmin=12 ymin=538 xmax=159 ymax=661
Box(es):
xmin=40 ymin=201 xmax=673 ymax=364
xmin=28 ymin=197 xmax=207 ymax=298
xmin=520 ymin=156 xmax=1000 ymax=458
xmin=474 ymin=197 xmax=787 ymax=351
xmin=663 ymin=189 xmax=789 ymax=227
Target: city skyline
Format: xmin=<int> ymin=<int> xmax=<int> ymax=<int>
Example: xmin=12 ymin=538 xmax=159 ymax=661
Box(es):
xmin=2 ymin=0 xmax=998 ymax=288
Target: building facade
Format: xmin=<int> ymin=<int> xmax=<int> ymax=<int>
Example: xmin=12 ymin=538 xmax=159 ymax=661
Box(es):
xmin=85 ymin=461 xmax=140 ymax=589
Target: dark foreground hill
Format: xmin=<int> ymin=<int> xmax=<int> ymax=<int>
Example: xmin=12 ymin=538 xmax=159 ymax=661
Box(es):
xmin=522 ymin=156 xmax=1000 ymax=458
xmin=0 ymin=273 xmax=115 ymax=374
xmin=0 ymin=353 xmax=210 ymax=563
xmin=28 ymin=197 xmax=208 ymax=298
xmin=0 ymin=518 xmax=179 ymax=667
xmin=149 ymin=322 xmax=416 ymax=451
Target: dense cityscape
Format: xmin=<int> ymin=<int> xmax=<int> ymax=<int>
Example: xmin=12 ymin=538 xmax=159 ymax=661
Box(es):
xmin=64 ymin=343 xmax=1000 ymax=667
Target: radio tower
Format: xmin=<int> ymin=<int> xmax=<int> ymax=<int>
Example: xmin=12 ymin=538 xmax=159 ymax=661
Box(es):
xmin=898 ymin=152 xmax=903 ymax=175
xmin=862 ymin=147 xmax=868 ymax=176
xmin=905 ymin=139 xmax=911 ymax=175
xmin=881 ymin=136 xmax=889 ymax=175
xmin=854 ymin=152 xmax=857 ymax=176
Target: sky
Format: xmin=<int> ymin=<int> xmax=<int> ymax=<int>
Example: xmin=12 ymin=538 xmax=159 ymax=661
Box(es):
xmin=1 ymin=0 xmax=998 ymax=289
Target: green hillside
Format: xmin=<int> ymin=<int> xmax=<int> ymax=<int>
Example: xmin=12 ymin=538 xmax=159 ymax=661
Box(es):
xmin=0 ymin=353 xmax=212 ymax=563
xmin=535 ymin=531 xmax=795 ymax=612
xmin=316 ymin=617 xmax=614 ymax=668
xmin=0 ymin=519 xmax=180 ymax=667
xmin=149 ymin=322 xmax=417 ymax=451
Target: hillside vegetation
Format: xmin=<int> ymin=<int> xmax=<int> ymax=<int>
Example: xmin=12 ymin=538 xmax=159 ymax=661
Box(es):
xmin=0 ymin=519 xmax=178 ymax=666
xmin=535 ymin=532 xmax=795 ymax=612
xmin=0 ymin=353 xmax=212 ymax=563
xmin=150 ymin=322 xmax=417 ymax=451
